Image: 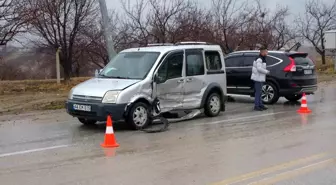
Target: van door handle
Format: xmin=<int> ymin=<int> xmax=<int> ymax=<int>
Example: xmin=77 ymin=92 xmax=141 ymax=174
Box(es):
xmin=177 ymin=79 xmax=184 ymax=83
xmin=186 ymin=78 xmax=193 ymax=82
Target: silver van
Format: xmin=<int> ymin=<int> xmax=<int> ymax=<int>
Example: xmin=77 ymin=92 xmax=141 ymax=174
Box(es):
xmin=66 ymin=42 xmax=227 ymax=129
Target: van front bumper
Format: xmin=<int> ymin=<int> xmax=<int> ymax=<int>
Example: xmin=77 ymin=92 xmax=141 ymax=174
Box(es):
xmin=65 ymin=100 xmax=126 ymax=121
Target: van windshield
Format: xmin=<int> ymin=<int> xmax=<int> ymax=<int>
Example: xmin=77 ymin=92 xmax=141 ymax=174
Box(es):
xmin=100 ymin=52 xmax=160 ymax=79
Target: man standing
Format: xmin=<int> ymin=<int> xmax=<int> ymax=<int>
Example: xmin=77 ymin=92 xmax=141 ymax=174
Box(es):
xmin=251 ymin=46 xmax=270 ymax=111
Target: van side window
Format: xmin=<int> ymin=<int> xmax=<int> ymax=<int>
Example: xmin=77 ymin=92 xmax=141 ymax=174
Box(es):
xmin=205 ymin=51 xmax=222 ymax=70
xmin=157 ymin=52 xmax=183 ymax=81
xmin=186 ymin=51 xmax=205 ymax=76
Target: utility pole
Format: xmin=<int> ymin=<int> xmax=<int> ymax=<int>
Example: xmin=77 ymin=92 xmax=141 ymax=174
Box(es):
xmin=56 ymin=47 xmax=61 ymax=84
xmin=0 ymin=42 xmax=7 ymax=66
xmin=98 ymin=0 xmax=116 ymax=61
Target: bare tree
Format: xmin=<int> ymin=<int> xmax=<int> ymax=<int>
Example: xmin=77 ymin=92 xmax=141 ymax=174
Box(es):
xmin=121 ymin=0 xmax=194 ymax=45
xmin=147 ymin=0 xmax=192 ymax=43
xmin=22 ymin=0 xmax=98 ymax=81
xmin=235 ymin=0 xmax=293 ymax=50
xmin=75 ymin=9 xmax=129 ymax=71
xmin=271 ymin=16 xmax=297 ymax=50
xmin=297 ymin=0 xmax=336 ymax=65
xmin=255 ymin=2 xmax=293 ymax=50
xmin=0 ymin=0 xmax=27 ymax=45
xmin=172 ymin=5 xmax=215 ymax=42
xmin=121 ymin=0 xmax=151 ymax=46
xmin=211 ymin=0 xmax=257 ymax=53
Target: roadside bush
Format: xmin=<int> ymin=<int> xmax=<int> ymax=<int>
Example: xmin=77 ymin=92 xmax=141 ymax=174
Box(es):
xmin=315 ymin=57 xmax=335 ymax=75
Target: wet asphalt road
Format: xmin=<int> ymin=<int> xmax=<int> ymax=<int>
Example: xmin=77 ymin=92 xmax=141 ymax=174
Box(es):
xmin=1 ymin=85 xmax=336 ymax=185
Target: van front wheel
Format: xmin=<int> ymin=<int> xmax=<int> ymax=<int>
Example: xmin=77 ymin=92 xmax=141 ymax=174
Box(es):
xmin=127 ymin=102 xmax=150 ymax=130
xmin=204 ymin=92 xmax=221 ymax=117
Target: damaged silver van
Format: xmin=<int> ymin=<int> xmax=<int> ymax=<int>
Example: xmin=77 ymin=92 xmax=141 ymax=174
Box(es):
xmin=66 ymin=42 xmax=227 ymax=129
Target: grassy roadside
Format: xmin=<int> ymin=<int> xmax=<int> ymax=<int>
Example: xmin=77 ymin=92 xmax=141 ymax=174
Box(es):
xmin=0 ymin=58 xmax=335 ymax=116
xmin=0 ymin=77 xmax=90 ymax=95
xmin=315 ymin=57 xmax=336 ymax=83
xmin=0 ymin=77 xmax=90 ymax=115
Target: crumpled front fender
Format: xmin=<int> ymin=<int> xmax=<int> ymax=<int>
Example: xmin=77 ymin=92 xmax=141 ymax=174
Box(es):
xmin=124 ymin=93 xmax=154 ymax=117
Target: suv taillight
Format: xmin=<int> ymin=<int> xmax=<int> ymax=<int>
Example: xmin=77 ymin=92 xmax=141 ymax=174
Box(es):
xmin=284 ymin=57 xmax=296 ymax=72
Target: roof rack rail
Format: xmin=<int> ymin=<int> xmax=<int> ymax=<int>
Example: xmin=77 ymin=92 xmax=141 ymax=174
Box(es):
xmin=147 ymin=43 xmax=174 ymax=46
xmin=175 ymin=41 xmax=213 ymax=45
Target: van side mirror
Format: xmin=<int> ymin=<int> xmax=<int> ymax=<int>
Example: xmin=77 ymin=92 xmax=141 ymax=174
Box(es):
xmin=154 ymin=73 xmax=165 ymax=84
xmin=95 ymin=69 xmax=103 ymax=77
xmin=154 ymin=73 xmax=159 ymax=83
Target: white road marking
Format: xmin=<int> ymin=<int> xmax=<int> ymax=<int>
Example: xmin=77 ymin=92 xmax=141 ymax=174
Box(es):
xmin=0 ymin=145 xmax=69 ymax=158
xmin=202 ymin=111 xmax=289 ymax=125
xmin=247 ymin=158 xmax=335 ymax=185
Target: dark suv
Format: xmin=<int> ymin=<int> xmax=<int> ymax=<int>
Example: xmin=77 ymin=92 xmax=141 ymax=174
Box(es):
xmin=224 ymin=50 xmax=317 ymax=104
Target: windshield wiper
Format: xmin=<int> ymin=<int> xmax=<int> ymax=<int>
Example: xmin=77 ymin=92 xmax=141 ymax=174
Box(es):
xmin=110 ymin=76 xmax=130 ymax=79
xmin=99 ymin=74 xmax=110 ymax=78
xmin=99 ymin=74 xmax=130 ymax=79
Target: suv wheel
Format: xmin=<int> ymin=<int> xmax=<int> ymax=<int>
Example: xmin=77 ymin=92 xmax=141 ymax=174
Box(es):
xmin=262 ymin=82 xmax=279 ymax=105
xmin=285 ymin=94 xmax=303 ymax=102
xmin=127 ymin=102 xmax=151 ymax=130
xmin=78 ymin=118 xmax=97 ymax=126
xmin=204 ymin=92 xmax=221 ymax=117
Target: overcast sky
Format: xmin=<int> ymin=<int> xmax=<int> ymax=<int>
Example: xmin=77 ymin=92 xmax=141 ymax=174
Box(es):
xmin=8 ymin=0 xmax=329 ymax=47
xmin=106 ymin=0 xmax=308 ymax=15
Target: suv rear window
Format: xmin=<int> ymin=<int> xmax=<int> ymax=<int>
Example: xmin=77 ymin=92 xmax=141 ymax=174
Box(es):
xmin=290 ymin=54 xmax=314 ymax=65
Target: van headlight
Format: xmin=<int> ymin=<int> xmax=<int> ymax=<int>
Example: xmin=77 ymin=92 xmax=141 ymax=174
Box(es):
xmin=102 ymin=91 xmax=120 ymax=103
xmin=68 ymin=88 xmax=74 ymax=100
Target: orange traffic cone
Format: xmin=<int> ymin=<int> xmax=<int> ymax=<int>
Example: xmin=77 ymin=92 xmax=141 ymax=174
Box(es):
xmin=297 ymin=93 xmax=312 ymax=114
xmin=101 ymin=115 xmax=119 ymax=148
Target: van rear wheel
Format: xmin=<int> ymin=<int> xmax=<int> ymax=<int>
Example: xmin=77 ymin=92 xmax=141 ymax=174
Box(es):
xmin=204 ymin=92 xmax=221 ymax=117
xmin=78 ymin=118 xmax=97 ymax=126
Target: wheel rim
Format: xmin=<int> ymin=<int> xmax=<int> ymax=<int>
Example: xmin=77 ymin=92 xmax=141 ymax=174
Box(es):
xmin=262 ymin=84 xmax=275 ymax=102
xmin=133 ymin=106 xmax=148 ymax=127
xmin=210 ymin=95 xmax=220 ymax=114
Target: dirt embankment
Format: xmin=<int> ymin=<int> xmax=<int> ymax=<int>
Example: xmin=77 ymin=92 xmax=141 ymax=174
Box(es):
xmin=0 ymin=78 xmax=89 ymax=115
xmin=0 ymin=74 xmax=335 ymax=116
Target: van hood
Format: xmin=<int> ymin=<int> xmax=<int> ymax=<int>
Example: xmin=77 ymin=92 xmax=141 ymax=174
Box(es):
xmin=72 ymin=78 xmax=141 ymax=97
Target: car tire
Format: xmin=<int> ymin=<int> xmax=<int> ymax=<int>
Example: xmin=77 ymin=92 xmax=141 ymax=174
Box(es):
xmin=204 ymin=92 xmax=221 ymax=117
xmin=285 ymin=94 xmax=303 ymax=102
xmin=78 ymin=118 xmax=97 ymax=126
xmin=127 ymin=102 xmax=151 ymax=130
xmin=262 ymin=82 xmax=280 ymax=105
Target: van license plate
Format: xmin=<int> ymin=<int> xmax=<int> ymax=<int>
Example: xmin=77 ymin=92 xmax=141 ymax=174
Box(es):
xmin=73 ymin=104 xmax=91 ymax=112
xmin=304 ymin=70 xmax=312 ymax=75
